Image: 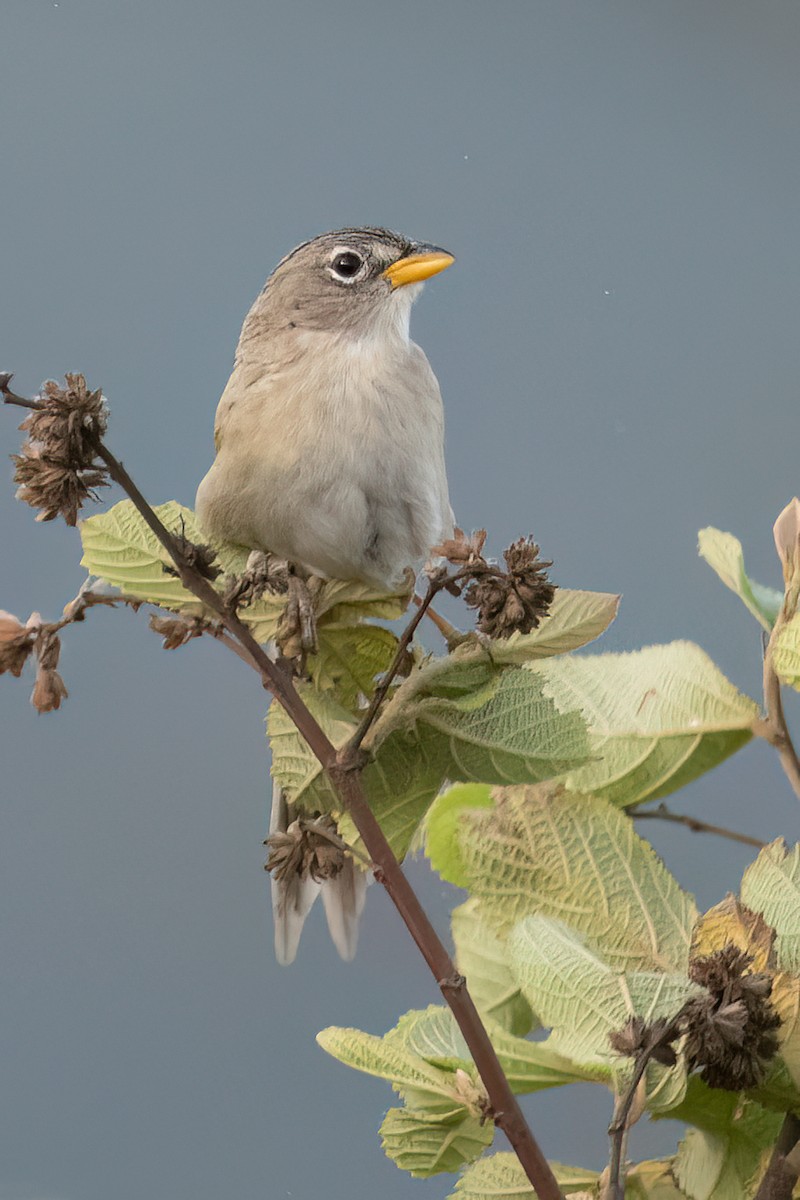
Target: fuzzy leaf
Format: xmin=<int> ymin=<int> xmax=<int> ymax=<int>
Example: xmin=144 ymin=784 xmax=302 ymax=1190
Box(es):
xmin=459 ymin=786 xmax=697 ymax=973
xmin=529 ymin=641 xmax=758 ymax=807
xmin=79 ymin=499 xmax=412 ymax=642
xmin=741 ymin=840 xmax=800 ymax=974
xmin=672 ymin=1087 xmax=782 ymax=1200
xmin=380 ymin=1105 xmax=492 ymax=1178
xmin=508 ymin=916 xmax=697 ymax=1068
xmin=698 ymin=527 xmax=782 ymax=631
xmin=426 ymin=783 xmax=494 ymax=888
xmin=450 ymin=1152 xmax=599 ymax=1199
xmin=316 ymin=1025 xmax=465 ymax=1108
xmin=486 ymin=588 xmax=620 ymax=663
xmin=308 ymin=621 xmax=399 ymax=709
xmin=451 ymin=898 xmax=535 ymax=1035
xmin=773 ymin=614 xmax=800 ymax=691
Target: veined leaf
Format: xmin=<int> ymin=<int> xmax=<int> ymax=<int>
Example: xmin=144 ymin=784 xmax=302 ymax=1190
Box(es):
xmin=528 ymin=641 xmax=758 ymax=807
xmin=451 ymin=898 xmax=535 ymax=1035
xmin=459 ymin=786 xmax=696 ymax=973
xmin=380 ymin=1105 xmax=493 ymax=1178
xmin=671 ymin=1083 xmax=782 ymax=1200
xmin=384 ymin=1004 xmax=597 ymax=1093
xmin=79 ymin=499 xmax=413 ymax=643
xmin=308 ymin=621 xmax=399 ymax=710
xmin=316 ymin=1025 xmax=466 ymax=1108
xmin=698 ymin=527 xmax=782 ymax=631
xmin=741 ymin=840 xmax=800 ymax=974
xmin=773 ymin=614 xmax=800 ymax=691
xmin=508 ymin=916 xmax=697 ymax=1068
xmin=426 ymin=783 xmax=494 ymax=888
xmin=450 ymin=1152 xmax=599 ymax=1199
xmin=690 ymin=894 xmax=776 ymax=974
xmin=486 ymin=588 xmax=620 ymax=663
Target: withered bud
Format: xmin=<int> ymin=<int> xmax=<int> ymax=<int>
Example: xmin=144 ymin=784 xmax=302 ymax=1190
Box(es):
xmin=608 ymin=1016 xmax=678 ymax=1067
xmin=222 ymin=551 xmax=289 ymax=610
xmin=11 ymin=374 xmax=109 ymax=525
xmin=0 ymin=610 xmax=38 ymax=677
xmin=683 ymin=942 xmax=781 ymax=1090
xmin=149 ymin=613 xmax=206 ymax=650
xmin=172 ymin=534 xmax=221 ymax=581
xmin=432 ymin=527 xmax=488 ymax=564
xmin=464 ymin=538 xmax=555 ymax=639
xmin=265 ymin=815 xmax=346 ymax=884
xmin=773 ymin=498 xmax=800 ymax=587
xmin=31 ymin=630 xmax=67 ymax=713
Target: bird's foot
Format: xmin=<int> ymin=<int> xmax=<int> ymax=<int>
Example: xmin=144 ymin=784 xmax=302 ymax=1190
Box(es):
xmin=276 ymin=568 xmax=318 ymax=660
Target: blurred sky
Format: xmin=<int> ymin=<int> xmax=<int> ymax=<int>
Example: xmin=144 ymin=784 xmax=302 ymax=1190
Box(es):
xmin=2 ymin=2 xmax=800 ymax=1197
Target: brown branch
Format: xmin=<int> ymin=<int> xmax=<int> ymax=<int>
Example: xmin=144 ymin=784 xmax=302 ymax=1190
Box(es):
xmin=606 ymin=1052 xmax=650 ymax=1200
xmin=758 ymin=609 xmax=800 ymax=801
xmin=631 ymin=803 xmax=766 ymax=849
xmin=3 ymin=384 xmax=564 ymax=1200
xmin=413 ymin=591 xmax=461 ymax=643
xmin=754 ymin=1113 xmax=800 ymax=1200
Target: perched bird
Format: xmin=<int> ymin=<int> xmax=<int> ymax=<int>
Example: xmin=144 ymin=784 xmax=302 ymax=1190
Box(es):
xmin=196 ymin=227 xmax=455 ymax=962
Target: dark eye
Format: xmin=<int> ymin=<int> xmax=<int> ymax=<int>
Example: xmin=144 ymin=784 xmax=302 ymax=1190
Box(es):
xmin=331 ymin=251 xmax=363 ymax=280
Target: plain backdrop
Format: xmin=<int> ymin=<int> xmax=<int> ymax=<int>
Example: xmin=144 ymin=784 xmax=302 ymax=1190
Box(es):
xmin=2 ymin=2 xmax=800 ymax=1197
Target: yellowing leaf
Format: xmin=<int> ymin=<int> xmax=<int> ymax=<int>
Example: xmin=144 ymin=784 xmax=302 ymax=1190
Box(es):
xmin=741 ymin=841 xmax=800 ymax=974
xmin=380 ymin=1105 xmax=493 ymax=1178
xmin=690 ymin=895 xmax=776 ymax=975
xmin=487 ymin=588 xmax=620 ymax=663
xmin=773 ymin=614 xmax=800 ymax=691
xmin=451 ymin=1152 xmax=599 ymax=1199
xmin=529 ymin=641 xmax=759 ymax=807
xmin=458 ymin=786 xmax=696 ymax=973
xmin=698 ymin=527 xmax=782 ymax=631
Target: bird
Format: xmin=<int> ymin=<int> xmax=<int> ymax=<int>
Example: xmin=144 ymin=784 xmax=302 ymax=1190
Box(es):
xmin=196 ymin=227 xmax=455 ymax=962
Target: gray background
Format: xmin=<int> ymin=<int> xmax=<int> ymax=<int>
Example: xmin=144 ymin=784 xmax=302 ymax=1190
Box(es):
xmin=2 ymin=1 xmax=799 ymax=1197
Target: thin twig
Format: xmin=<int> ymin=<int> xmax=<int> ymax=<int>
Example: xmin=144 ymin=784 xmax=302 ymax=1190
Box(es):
xmin=3 ymin=384 xmax=564 ymax=1200
xmin=413 ymin=591 xmax=461 ymax=642
xmin=631 ymin=803 xmax=766 ymax=849
xmin=758 ymin=609 xmax=800 ymax=801
xmin=348 ymin=574 xmax=458 ymax=754
xmin=754 ymin=1112 xmax=800 ymax=1200
xmin=606 ymin=1053 xmax=650 ymax=1200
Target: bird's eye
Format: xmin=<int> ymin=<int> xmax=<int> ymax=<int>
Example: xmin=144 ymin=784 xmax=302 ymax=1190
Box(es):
xmin=331 ymin=251 xmax=363 ymax=280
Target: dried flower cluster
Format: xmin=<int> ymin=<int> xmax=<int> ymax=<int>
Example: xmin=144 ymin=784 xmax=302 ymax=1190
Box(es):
xmin=0 ymin=610 xmax=68 ymax=712
xmin=608 ymin=1016 xmax=678 ymax=1067
xmin=432 ymin=528 xmax=555 ymax=638
xmin=9 ymin=374 xmax=109 ymax=525
xmin=265 ymin=814 xmax=347 ymax=883
xmin=684 ymin=943 xmax=781 ymax=1090
xmin=608 ymin=942 xmax=782 ymax=1094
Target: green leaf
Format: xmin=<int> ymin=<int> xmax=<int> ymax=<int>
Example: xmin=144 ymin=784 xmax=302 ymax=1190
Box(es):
xmin=529 ymin=641 xmax=758 ymax=807
xmin=380 ymin=1105 xmax=493 ymax=1178
xmin=451 ymin=898 xmax=535 ymax=1035
xmin=773 ymin=614 xmax=800 ymax=691
xmin=316 ymin=1024 xmax=465 ymax=1108
xmin=267 ymin=686 xmax=357 ymax=811
xmin=486 ymin=588 xmax=620 ymax=663
xmin=459 ymin=786 xmax=697 ymax=973
xmin=382 ymin=664 xmax=591 ymax=786
xmin=671 ymin=1084 xmax=782 ymax=1200
xmin=307 ymin=621 xmax=399 ymax=710
xmin=741 ymin=840 xmax=800 ymax=974
xmin=426 ymin=783 xmax=494 ymax=888
xmin=79 ymin=499 xmax=413 ymax=643
xmin=451 ymin=1152 xmax=599 ymax=1199
xmin=625 ymin=1160 xmax=691 ymax=1199
xmin=508 ymin=916 xmax=696 ymax=1070
xmin=698 ymin=527 xmax=783 ymax=631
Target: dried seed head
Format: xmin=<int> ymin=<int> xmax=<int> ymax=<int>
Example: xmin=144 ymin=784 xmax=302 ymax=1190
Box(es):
xmin=11 ymin=374 xmax=109 ymax=525
xmin=683 ymin=942 xmax=781 ymax=1090
xmin=149 ymin=613 xmax=207 ymax=650
xmin=464 ymin=538 xmax=555 ymax=639
xmin=265 ymin=815 xmax=346 ymax=884
xmin=608 ymin=1016 xmax=678 ymax=1067
xmin=432 ymin=528 xmax=488 ymax=564
xmin=30 ymin=629 xmax=68 ymax=713
xmin=0 ymin=610 xmax=38 ymax=677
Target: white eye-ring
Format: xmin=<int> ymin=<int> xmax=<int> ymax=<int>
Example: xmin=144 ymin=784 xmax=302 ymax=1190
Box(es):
xmin=329 ymin=249 xmax=365 ymax=282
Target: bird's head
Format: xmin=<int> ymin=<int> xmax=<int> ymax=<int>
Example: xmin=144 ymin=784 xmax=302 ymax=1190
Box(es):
xmin=240 ymin=228 xmax=454 ymax=348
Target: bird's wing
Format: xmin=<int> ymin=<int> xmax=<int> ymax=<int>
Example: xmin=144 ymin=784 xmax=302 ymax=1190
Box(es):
xmin=320 ymin=862 xmax=369 ymax=962
xmin=269 ymin=781 xmax=322 ymax=966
